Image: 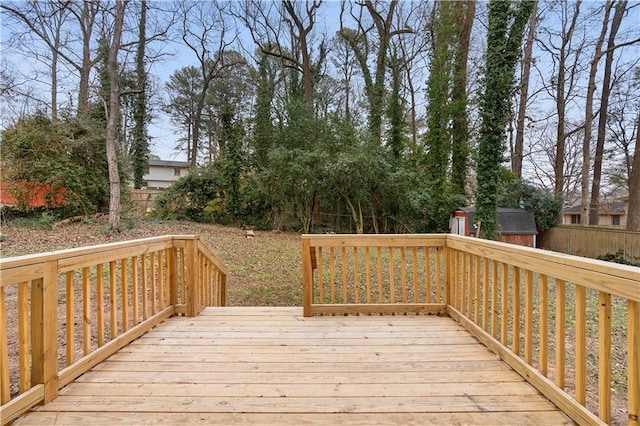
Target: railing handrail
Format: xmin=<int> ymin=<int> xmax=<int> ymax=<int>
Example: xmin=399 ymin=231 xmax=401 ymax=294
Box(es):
xmin=446 ymin=234 xmax=639 ymax=302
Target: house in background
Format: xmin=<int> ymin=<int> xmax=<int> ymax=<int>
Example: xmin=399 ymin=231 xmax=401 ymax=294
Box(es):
xmin=450 ymin=207 xmax=538 ymax=247
xmin=562 ymin=199 xmax=627 ymax=227
xmin=141 ymin=159 xmax=190 ymax=189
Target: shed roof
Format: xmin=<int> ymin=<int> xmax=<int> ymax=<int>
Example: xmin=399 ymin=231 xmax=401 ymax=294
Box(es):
xmin=148 ymin=159 xmax=190 ymax=168
xmin=457 ymin=207 xmax=538 ymax=235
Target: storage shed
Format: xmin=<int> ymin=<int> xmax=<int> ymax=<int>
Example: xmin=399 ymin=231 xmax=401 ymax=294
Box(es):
xmin=450 ymin=207 xmax=538 ymax=247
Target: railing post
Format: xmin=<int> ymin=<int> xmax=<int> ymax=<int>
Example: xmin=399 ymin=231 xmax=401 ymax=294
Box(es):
xmin=31 ymin=261 xmax=58 ymax=403
xmin=302 ymin=237 xmax=313 ymax=317
xmin=186 ymin=239 xmax=199 ymax=317
xmin=629 ymin=300 xmax=639 ymax=425
xmin=444 ymin=240 xmax=451 ymax=306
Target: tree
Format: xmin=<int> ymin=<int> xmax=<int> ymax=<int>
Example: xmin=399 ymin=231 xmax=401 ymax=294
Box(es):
xmin=512 ymin=0 xmax=538 ymax=178
xmin=105 ymin=0 xmax=127 ymax=232
xmin=589 ymin=0 xmax=640 ymax=224
xmin=131 ymin=0 xmax=148 ymax=189
xmin=627 ymin=111 xmax=640 ymax=230
xmin=179 ymin=1 xmax=237 ymax=166
xmin=476 ymin=0 xmax=535 ymax=240
xmin=338 ymin=0 xmax=411 ymax=145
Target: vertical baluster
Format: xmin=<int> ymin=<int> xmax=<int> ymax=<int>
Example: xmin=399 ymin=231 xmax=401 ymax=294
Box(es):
xmin=501 ymin=263 xmax=508 ymax=346
xmin=66 ymin=271 xmax=75 ymax=365
xmin=132 ymin=256 xmax=139 ymax=325
xmin=425 ymin=247 xmax=432 ymax=303
xmin=474 ymin=255 xmax=480 ymax=324
xmin=575 ymin=284 xmax=586 ymax=405
xmin=512 ymin=266 xmax=520 ymax=356
xmin=628 ymin=300 xmax=639 ymax=426
xmin=376 ymin=247 xmax=383 ymax=303
xmin=539 ymin=274 xmax=548 ymax=376
xmin=121 ymin=259 xmax=129 ymax=333
xmin=317 ymin=247 xmax=324 ymax=304
xmin=482 ymin=258 xmax=489 ymax=330
xmin=400 ymin=247 xmax=407 ymax=303
xmin=353 ymin=247 xmax=359 ymax=305
xmin=388 ymin=247 xmax=395 ymax=303
xmin=180 ymin=247 xmax=186 ymax=304
xmin=524 ymin=270 xmax=533 ymax=364
xmin=556 ymin=279 xmax=566 ymax=389
xmin=109 ymin=261 xmax=117 ymax=339
xmin=141 ymin=255 xmax=148 ymax=320
xmin=491 ymin=260 xmax=498 ymax=338
xmin=157 ymin=250 xmax=164 ymax=310
xmin=150 ymin=252 xmax=156 ymax=315
xmin=330 ymin=247 xmax=336 ymax=304
xmin=18 ymin=281 xmax=30 ymax=392
xmin=0 ymin=287 xmax=10 ymax=403
xmin=412 ymin=247 xmax=418 ymax=303
xmin=466 ymin=253 xmax=472 ymax=316
xmin=365 ymin=247 xmax=371 ymax=304
xmin=434 ymin=247 xmax=441 ymax=303
xmin=96 ymin=264 xmax=104 ymax=347
xmin=598 ymin=291 xmax=611 ymax=423
xmin=341 ymin=247 xmax=347 ymax=304
xmin=82 ymin=267 xmax=91 ymax=355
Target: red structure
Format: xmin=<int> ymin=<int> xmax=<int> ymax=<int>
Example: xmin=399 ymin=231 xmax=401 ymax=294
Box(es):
xmin=0 ymin=182 xmax=67 ymax=208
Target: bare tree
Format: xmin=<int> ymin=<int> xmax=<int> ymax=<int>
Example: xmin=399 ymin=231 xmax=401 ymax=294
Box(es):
xmin=338 ymin=0 xmax=411 ymax=145
xmin=589 ymin=0 xmax=640 ymax=224
xmin=1 ymin=1 xmax=73 ymax=120
xmin=512 ymin=1 xmax=538 ymax=178
xmin=179 ymin=1 xmax=238 ymax=166
xmin=536 ymin=0 xmax=585 ymax=195
xmin=105 ymin=0 xmax=127 ymax=232
xmin=627 ymin=111 xmax=640 ymax=230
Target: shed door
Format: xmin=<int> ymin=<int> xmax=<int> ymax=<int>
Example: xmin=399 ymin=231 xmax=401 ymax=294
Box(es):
xmin=452 ymin=217 xmax=466 ymax=236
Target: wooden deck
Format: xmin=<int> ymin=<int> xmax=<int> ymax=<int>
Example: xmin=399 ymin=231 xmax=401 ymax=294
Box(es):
xmin=16 ymin=307 xmax=572 ymax=425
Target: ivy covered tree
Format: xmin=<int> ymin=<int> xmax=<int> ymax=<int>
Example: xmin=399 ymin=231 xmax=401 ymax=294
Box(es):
xmin=475 ymin=0 xmax=535 ymax=240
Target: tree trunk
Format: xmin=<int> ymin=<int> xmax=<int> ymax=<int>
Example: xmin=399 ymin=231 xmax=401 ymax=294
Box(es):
xmin=626 ymin=112 xmax=640 ymax=230
xmin=106 ymin=1 xmax=126 ymax=232
xmin=554 ymin=1 xmax=582 ymax=194
xmin=581 ymin=1 xmax=612 ymax=224
xmin=513 ymin=1 xmax=537 ymax=178
xmin=589 ymin=0 xmax=626 ymax=225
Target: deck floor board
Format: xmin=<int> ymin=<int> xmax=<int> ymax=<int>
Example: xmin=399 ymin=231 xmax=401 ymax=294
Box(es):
xmin=16 ymin=307 xmax=573 ymax=425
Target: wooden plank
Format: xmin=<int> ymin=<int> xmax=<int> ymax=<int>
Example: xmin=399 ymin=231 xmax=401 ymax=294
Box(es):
xmin=96 ymin=264 xmax=105 ymax=347
xmin=16 ymin=411 xmax=573 ymax=425
xmin=59 ymin=382 xmax=542 ymax=398
xmin=83 ymin=267 xmax=91 ymax=355
xmin=0 ymin=264 xmax=44 ymax=287
xmin=303 ymin=234 xmax=448 ymax=248
xmin=76 ymin=369 xmax=520 ymax=385
xmin=556 ymin=279 xmax=566 ymax=389
xmin=575 ymin=284 xmax=586 ymax=405
xmin=629 ymin=300 xmax=640 ymax=426
xmin=29 ymin=394 xmax=559 ymax=413
xmin=65 ymin=271 xmax=74 ymax=365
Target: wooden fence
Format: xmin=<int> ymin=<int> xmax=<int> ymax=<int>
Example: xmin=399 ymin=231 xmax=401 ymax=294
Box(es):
xmin=0 ymin=235 xmax=227 ymax=424
xmin=540 ymin=225 xmax=640 ymax=264
xmin=302 ymin=234 xmax=640 ymax=425
xmin=129 ymin=189 xmax=163 ymax=216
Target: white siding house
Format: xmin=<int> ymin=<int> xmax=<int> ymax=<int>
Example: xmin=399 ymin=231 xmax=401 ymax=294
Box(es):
xmin=142 ymin=159 xmax=190 ymax=189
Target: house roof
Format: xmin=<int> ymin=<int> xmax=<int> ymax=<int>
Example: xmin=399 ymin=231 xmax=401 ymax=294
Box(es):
xmin=562 ymin=201 xmax=626 ymax=215
xmin=148 ymin=159 xmax=190 ymax=168
xmin=457 ymin=207 xmax=538 ymax=235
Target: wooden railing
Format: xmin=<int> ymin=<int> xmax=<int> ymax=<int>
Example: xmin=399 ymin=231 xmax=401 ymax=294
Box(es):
xmin=0 ymin=235 xmax=227 ymax=425
xmin=302 ymin=234 xmax=639 ymax=425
